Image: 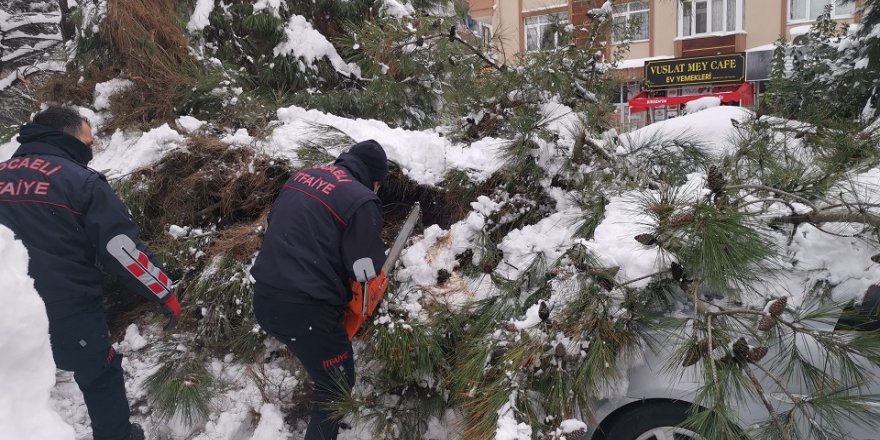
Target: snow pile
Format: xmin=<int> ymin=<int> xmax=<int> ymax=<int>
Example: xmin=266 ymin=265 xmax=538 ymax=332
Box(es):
xmin=495 ymin=401 xmax=532 ymax=440
xmin=253 ymin=0 xmax=285 ymax=17
xmin=0 ymin=226 xmax=75 ymax=440
xmin=0 ymin=137 xmax=19 ymax=161
xmin=123 ymin=324 xmax=148 ymax=352
xmin=545 ymin=419 xmax=589 ymax=439
xmin=784 ymin=224 xmax=880 ymax=303
xmin=222 ymin=128 xmax=255 ymax=146
xmin=90 ymin=124 xmax=184 ymax=178
xmin=585 ymin=195 xmax=667 ymax=287
xmin=93 ymin=79 xmax=134 ymax=111
xmin=619 ymin=106 xmax=751 ymax=158
xmin=540 ymin=102 xmax=580 ymax=140
xmin=773 ymin=168 xmax=880 ymax=304
xmin=176 ymin=116 xmax=206 ymax=133
xmin=77 ymin=107 xmax=106 ymax=133
xmin=383 ymin=0 xmax=415 ymax=17
xmin=187 ymin=0 xmax=215 ymax=32
xmin=559 ymin=419 xmax=588 ymax=433
xmin=273 ymin=15 xmax=361 ymax=77
xmin=497 ymin=210 xmax=581 ymax=280
xmin=396 ymin=209 xmax=486 ymax=287
xmin=270 ymin=105 xmax=506 ymax=185
xmin=685 ymin=96 xmax=721 ymax=114
xmin=249 ymin=404 xmax=287 ymax=440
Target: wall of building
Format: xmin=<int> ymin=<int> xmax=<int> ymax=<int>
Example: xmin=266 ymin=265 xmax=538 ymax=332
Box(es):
xmin=470 ymin=0 xmax=494 ymax=18
xmin=522 ymin=0 xmax=568 ymax=13
xmin=652 ymin=2 xmax=678 ymax=56
xmin=743 ymin=0 xmax=785 ymax=49
xmin=491 ymin=0 xmax=522 ymax=63
xmin=627 ymin=41 xmax=651 ymax=59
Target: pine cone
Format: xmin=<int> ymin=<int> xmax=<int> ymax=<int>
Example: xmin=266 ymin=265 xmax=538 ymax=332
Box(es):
xmin=682 ymin=338 xmax=709 ymax=367
xmin=732 ymin=338 xmax=749 ymax=363
xmin=769 ymin=297 xmax=787 ymax=316
xmin=504 ymin=322 xmax=518 ymax=332
xmin=747 ymin=346 xmax=769 ymax=363
xmin=872 ymin=253 xmax=880 ymax=264
xmin=554 ymin=342 xmax=567 ymax=358
xmin=668 ymin=212 xmax=695 ymax=227
xmin=538 ymin=301 xmax=550 ymax=322
xmin=707 ymin=166 xmax=727 ymax=196
xmin=436 ymin=269 xmax=451 ymax=286
xmin=758 ymin=315 xmax=775 ymax=332
xmin=635 ymin=233 xmax=657 ymax=246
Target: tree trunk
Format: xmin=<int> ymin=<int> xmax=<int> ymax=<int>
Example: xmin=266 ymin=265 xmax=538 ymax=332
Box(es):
xmin=58 ymin=0 xmax=75 ymax=42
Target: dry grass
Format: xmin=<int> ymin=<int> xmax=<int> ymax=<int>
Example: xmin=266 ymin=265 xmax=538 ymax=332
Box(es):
xmin=133 ymin=135 xmax=290 ymax=238
xmin=35 ymin=64 xmax=117 ymax=106
xmin=98 ymin=0 xmax=201 ymax=129
xmin=206 ymin=212 xmax=268 ymax=262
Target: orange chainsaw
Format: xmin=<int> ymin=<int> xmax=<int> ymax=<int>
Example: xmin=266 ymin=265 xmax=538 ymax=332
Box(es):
xmin=344 ymin=203 xmax=421 ymax=339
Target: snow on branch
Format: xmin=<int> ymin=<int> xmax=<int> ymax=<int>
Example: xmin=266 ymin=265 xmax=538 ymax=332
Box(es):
xmin=1 ymin=39 xmax=60 ymax=63
xmin=273 ymin=15 xmax=361 ymax=78
xmin=4 ymin=31 xmax=63 ymax=41
xmin=587 ymin=1 xmax=613 ymax=20
xmin=0 ymin=12 xmax=61 ymax=32
xmin=0 ymin=61 xmax=65 ymax=92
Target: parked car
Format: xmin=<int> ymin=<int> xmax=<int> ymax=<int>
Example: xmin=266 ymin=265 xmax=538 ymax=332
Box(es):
xmin=586 ymin=286 xmax=880 ymax=440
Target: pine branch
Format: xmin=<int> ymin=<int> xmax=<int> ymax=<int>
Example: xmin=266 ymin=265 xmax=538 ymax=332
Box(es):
xmin=706 ymin=308 xmax=766 ymax=318
xmin=752 ymin=361 xmax=803 ymax=410
xmin=743 ymin=365 xmax=792 ymax=440
xmin=727 ymin=184 xmax=821 ymax=213
xmin=700 ymin=282 xmax=723 ymax=406
xmin=618 ymin=269 xmax=670 ymax=287
xmin=452 ymin=34 xmax=503 ymax=72
xmin=580 ymin=131 xmax=663 ymax=189
xmin=771 ymin=210 xmax=880 ymax=228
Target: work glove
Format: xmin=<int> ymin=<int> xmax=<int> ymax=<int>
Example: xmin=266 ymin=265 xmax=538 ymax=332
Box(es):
xmin=160 ymin=295 xmax=181 ymax=331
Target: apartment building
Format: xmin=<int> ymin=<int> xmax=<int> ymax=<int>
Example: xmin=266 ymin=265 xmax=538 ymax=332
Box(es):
xmin=468 ymin=0 xmax=862 ymax=130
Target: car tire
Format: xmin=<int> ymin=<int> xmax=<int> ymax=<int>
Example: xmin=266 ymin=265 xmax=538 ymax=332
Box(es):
xmin=600 ymin=401 xmax=701 ymax=440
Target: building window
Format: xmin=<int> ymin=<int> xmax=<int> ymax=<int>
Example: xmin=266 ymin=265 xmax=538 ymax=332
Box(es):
xmin=614 ymin=82 xmax=642 ymax=104
xmin=789 ymin=0 xmax=855 ymax=22
xmin=613 ymin=1 xmax=650 ymax=43
xmin=679 ymin=0 xmax=743 ymax=37
xmin=525 ymin=13 xmax=570 ymax=52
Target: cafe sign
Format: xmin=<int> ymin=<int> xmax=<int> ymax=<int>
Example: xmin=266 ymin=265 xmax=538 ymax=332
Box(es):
xmin=644 ymin=53 xmax=745 ymax=88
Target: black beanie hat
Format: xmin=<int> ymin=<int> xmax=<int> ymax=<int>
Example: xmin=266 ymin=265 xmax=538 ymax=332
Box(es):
xmin=348 ymin=140 xmax=388 ymax=183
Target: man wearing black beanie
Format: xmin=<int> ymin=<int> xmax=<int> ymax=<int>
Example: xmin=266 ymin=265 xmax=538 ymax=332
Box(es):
xmin=251 ymin=139 xmax=389 ymax=440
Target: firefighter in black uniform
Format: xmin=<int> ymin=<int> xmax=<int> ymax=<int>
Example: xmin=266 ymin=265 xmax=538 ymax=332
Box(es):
xmin=251 ymin=140 xmax=388 ymax=440
xmin=0 ymin=106 xmax=180 ymax=440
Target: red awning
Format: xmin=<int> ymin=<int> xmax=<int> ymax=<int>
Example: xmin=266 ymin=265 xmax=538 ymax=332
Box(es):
xmin=628 ymin=82 xmax=754 ymax=114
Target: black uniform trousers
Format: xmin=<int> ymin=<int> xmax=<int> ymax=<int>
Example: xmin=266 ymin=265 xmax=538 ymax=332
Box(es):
xmin=253 ymin=292 xmax=355 ymax=440
xmin=48 ymin=300 xmax=132 ymax=440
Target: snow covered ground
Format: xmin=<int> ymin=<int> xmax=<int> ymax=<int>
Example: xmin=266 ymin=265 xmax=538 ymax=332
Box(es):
xmin=3 ymin=79 xmax=880 ymax=438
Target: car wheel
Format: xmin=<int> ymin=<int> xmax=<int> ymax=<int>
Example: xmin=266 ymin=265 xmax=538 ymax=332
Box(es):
xmin=601 ymin=402 xmax=703 ymax=440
